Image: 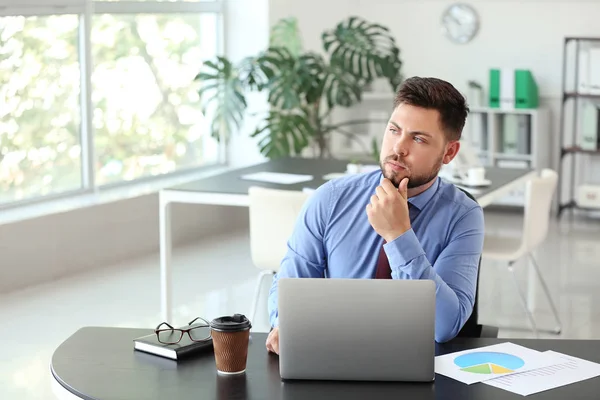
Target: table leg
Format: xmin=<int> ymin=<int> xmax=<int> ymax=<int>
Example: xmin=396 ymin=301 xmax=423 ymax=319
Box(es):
xmin=160 ymin=193 xmax=173 ymax=323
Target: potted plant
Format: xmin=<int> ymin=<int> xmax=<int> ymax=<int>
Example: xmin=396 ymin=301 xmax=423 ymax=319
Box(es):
xmin=194 ymin=16 xmax=402 ymax=160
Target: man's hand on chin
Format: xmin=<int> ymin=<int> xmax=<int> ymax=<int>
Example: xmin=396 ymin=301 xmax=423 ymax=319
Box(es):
xmin=366 ymin=177 xmax=411 ymax=242
xmin=266 ymin=327 xmax=280 ymax=355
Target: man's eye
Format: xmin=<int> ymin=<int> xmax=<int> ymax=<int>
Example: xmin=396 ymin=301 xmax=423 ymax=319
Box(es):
xmin=414 ymin=136 xmax=424 ymax=143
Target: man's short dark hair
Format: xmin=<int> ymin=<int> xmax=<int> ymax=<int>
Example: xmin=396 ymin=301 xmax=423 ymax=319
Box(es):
xmin=393 ymin=76 xmax=469 ymax=142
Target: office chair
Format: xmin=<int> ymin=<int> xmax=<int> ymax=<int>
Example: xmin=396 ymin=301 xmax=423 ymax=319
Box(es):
xmin=247 ymin=186 xmax=312 ymax=325
xmin=482 ymin=169 xmax=561 ymax=336
xmin=456 ymin=187 xmax=499 ymax=338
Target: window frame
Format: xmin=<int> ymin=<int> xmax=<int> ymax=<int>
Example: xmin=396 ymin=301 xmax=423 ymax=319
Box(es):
xmin=0 ymin=0 xmax=226 ymax=210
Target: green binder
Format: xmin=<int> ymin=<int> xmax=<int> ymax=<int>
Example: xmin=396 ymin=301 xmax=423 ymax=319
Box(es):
xmin=488 ymin=69 xmax=539 ymax=109
xmin=489 ymin=69 xmax=500 ymax=108
xmin=515 ymin=69 xmax=538 ymax=109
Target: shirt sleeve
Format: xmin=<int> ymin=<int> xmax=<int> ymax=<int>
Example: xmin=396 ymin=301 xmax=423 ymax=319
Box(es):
xmin=267 ymin=182 xmax=334 ymax=328
xmin=383 ymin=205 xmax=485 ymax=343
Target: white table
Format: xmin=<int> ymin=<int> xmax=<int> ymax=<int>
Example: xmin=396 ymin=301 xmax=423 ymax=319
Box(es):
xmin=158 ymin=157 xmax=536 ymax=323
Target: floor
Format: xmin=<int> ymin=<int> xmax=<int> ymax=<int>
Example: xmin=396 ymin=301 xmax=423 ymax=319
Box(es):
xmin=1 ymin=209 xmax=600 ymax=399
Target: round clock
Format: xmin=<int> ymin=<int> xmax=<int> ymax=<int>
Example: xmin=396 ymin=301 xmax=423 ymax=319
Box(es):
xmin=441 ymin=3 xmax=480 ymax=44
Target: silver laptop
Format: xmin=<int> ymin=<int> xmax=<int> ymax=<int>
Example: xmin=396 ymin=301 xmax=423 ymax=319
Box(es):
xmin=277 ymin=278 xmax=436 ymax=382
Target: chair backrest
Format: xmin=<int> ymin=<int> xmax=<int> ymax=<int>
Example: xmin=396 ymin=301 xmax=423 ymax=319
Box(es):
xmin=455 ymin=187 xmax=482 ymax=338
xmin=522 ymin=169 xmax=558 ymax=252
xmin=248 ymin=186 xmax=311 ymax=272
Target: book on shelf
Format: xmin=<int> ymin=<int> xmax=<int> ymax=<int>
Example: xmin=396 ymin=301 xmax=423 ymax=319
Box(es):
xmin=502 ymin=114 xmax=519 ymax=154
xmin=579 ymin=101 xmax=600 ymax=151
xmin=133 ymin=328 xmax=213 ymax=361
xmin=501 ymin=114 xmax=530 ymax=155
xmin=517 ymin=115 xmax=531 ymax=154
xmin=577 ymin=43 xmax=600 ymax=95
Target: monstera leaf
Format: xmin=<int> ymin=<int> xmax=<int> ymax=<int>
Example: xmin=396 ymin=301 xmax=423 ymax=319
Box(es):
xmin=256 ymin=47 xmax=303 ymax=109
xmin=295 ymin=53 xmax=327 ymax=105
xmin=251 ymin=109 xmax=314 ymax=158
xmin=322 ymin=60 xmax=364 ymax=109
xmin=269 ymin=17 xmax=303 ymax=57
xmin=322 ymin=16 xmax=402 ymax=91
xmin=237 ymin=54 xmax=270 ymax=91
xmin=195 ymin=57 xmax=247 ymax=141
xmin=194 ymin=15 xmax=403 ymax=160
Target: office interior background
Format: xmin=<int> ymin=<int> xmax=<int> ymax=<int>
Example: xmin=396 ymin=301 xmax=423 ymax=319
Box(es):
xmin=2 ymin=0 xmax=600 ymax=398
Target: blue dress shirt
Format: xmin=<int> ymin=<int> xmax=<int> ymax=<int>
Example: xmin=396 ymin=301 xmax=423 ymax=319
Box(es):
xmin=268 ymin=170 xmax=485 ymax=342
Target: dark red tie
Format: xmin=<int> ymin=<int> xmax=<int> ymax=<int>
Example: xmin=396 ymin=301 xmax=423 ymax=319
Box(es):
xmin=375 ymin=240 xmax=392 ymax=279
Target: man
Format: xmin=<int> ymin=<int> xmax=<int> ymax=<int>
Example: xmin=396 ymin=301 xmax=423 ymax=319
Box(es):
xmin=265 ymin=76 xmax=484 ymax=354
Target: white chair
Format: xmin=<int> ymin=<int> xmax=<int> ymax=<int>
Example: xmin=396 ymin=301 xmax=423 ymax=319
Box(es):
xmin=247 ymin=186 xmax=312 ymax=325
xmin=482 ymin=168 xmax=562 ymax=337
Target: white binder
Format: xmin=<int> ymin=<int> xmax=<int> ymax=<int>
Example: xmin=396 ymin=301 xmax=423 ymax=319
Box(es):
xmin=579 ymin=101 xmax=599 ymax=150
xmin=500 ymin=68 xmax=515 ymax=110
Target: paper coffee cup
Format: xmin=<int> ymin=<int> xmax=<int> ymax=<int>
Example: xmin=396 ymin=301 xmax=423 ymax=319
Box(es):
xmin=210 ymin=314 xmax=252 ymax=375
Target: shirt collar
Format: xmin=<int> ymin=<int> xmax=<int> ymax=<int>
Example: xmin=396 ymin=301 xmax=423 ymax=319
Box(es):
xmin=407 ymin=177 xmax=440 ymax=211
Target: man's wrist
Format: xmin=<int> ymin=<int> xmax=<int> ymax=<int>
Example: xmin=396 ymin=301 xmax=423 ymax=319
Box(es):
xmin=383 ymin=228 xmax=425 ymax=268
xmin=384 ymin=225 xmax=411 ymax=243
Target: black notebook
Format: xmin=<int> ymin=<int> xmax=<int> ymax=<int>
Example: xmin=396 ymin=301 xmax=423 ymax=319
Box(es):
xmin=133 ymin=329 xmax=213 ymax=360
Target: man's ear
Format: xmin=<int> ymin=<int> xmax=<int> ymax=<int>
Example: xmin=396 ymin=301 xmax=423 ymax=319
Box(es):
xmin=442 ymin=140 xmax=460 ymax=164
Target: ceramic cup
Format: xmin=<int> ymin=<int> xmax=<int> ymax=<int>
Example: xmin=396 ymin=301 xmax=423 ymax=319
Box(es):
xmin=466 ymin=167 xmax=485 ymax=184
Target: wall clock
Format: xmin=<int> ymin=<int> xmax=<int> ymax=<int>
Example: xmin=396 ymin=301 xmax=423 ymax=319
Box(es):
xmin=441 ymin=3 xmax=480 ymax=44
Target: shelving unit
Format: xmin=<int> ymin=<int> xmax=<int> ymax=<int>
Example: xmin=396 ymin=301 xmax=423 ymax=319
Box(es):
xmin=557 ymin=37 xmax=600 ymax=217
xmin=464 ymin=106 xmax=551 ymax=207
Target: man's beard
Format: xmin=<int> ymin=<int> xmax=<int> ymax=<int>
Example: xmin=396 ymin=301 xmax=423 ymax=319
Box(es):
xmin=380 ymin=153 xmax=444 ymax=189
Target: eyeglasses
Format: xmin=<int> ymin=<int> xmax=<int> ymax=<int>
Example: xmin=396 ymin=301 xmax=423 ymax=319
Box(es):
xmin=154 ymin=317 xmax=212 ymax=345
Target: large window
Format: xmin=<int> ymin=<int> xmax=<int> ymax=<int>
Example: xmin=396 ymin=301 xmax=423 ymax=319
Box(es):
xmin=0 ymin=0 xmax=223 ymax=205
xmin=0 ymin=15 xmax=82 ymax=203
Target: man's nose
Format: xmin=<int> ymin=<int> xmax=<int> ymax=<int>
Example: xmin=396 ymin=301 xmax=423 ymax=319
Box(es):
xmin=393 ymin=135 xmax=409 ymax=157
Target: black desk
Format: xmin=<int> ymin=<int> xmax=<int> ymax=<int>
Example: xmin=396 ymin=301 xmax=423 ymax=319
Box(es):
xmin=51 ymin=327 xmax=600 ymax=400
xmin=158 ymin=157 xmax=536 ymax=323
xmin=167 ymin=157 xmax=531 ymax=203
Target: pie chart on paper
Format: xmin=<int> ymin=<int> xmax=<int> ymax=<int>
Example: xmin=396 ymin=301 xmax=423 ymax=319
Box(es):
xmin=454 ymin=352 xmax=525 ymax=374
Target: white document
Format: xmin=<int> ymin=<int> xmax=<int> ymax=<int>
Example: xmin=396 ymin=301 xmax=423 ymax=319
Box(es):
xmin=239 ymin=172 xmax=313 ymax=185
xmin=435 ymin=342 xmax=563 ymax=385
xmin=484 ymin=350 xmax=600 ymax=396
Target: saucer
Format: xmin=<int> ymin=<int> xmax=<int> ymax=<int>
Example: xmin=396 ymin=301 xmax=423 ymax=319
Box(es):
xmin=461 ymin=178 xmax=491 ymax=187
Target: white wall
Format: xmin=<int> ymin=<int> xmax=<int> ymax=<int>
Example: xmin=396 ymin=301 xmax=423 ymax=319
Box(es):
xmin=225 ymin=0 xmax=270 ymax=168
xmin=271 ymin=0 xmax=600 ymax=97
xmin=269 ymin=0 xmax=600 ymax=201
xmin=0 ymin=195 xmax=250 ymax=294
